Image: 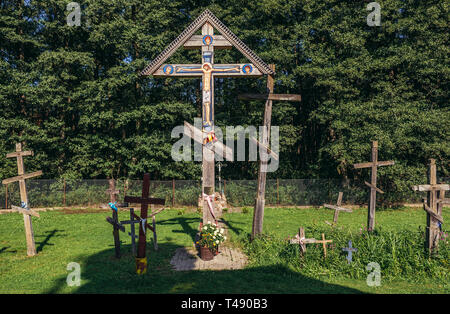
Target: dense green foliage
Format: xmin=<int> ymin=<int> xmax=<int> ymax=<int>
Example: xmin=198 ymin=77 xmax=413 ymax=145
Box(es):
xmin=1 ymin=1 xmax=448 ymax=201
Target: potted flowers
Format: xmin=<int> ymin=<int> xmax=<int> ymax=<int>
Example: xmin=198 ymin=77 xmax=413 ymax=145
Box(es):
xmin=197 ymin=222 xmax=226 ymax=261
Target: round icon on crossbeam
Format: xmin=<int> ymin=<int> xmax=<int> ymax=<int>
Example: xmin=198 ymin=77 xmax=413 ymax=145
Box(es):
xmin=242 ymin=64 xmax=253 ymax=74
xmin=163 ymin=64 xmax=174 ymax=75
xmin=203 ymin=35 xmax=214 ymax=46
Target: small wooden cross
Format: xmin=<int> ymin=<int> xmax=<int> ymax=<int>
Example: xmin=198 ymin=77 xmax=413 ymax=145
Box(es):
xmin=120 ymin=208 xmax=139 ymax=256
xmin=324 ymin=192 xmax=353 ymax=226
xmin=412 ymin=159 xmax=449 ymax=254
xmin=2 ymin=143 xmax=43 ymax=256
xmin=342 ymin=241 xmax=357 ymax=264
xmin=289 ymin=227 xmax=332 ymax=258
xmin=353 ymin=141 xmax=394 ymax=231
xmin=238 ymin=64 xmax=302 ymax=240
xmin=123 ymin=174 xmax=165 ymax=274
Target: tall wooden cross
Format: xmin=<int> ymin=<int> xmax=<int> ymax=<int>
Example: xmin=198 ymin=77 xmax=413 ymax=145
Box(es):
xmin=123 ymin=173 xmax=165 ymax=274
xmin=353 ymin=141 xmax=394 ymax=231
xmin=2 ymin=143 xmax=43 ymax=256
xmin=412 ymin=159 xmax=449 ymax=254
xmin=140 ymin=10 xmax=274 ymax=226
xmin=237 ymin=64 xmax=301 ymax=240
xmin=324 ymin=192 xmax=353 ymax=226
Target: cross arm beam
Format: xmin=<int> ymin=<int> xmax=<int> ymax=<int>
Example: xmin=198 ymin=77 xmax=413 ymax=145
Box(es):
xmin=364 ymin=181 xmax=384 ymax=194
xmin=323 ymin=204 xmax=353 ymax=212
xmin=353 ymin=160 xmax=395 ymax=169
xmin=10 ymin=205 xmax=40 ymax=218
xmin=238 ymin=93 xmax=301 ymax=102
xmin=153 ymin=64 xmax=263 ymax=77
xmin=412 ymin=184 xmax=450 ymax=192
xmin=2 ymin=171 xmax=43 ymax=185
xmin=6 ymin=151 xmax=33 ymax=158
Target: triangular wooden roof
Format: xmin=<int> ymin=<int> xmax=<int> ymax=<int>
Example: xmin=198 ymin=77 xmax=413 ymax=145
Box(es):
xmin=140 ymin=9 xmax=275 ymax=76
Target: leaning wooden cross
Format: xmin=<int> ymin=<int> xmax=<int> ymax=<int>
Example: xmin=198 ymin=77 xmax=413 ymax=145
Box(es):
xmin=104 ymin=179 xmax=125 ymax=258
xmin=412 ymin=159 xmax=449 ymax=255
xmin=123 ymin=174 xmax=165 ymax=275
xmin=140 ymin=9 xmax=274 ymax=226
xmin=353 ymin=140 xmax=394 ymax=231
xmin=324 ymin=192 xmax=353 ymax=226
xmin=238 ymin=64 xmax=301 ymax=240
xmin=289 ymin=227 xmax=332 ymax=258
xmin=2 ymin=143 xmax=43 ymax=256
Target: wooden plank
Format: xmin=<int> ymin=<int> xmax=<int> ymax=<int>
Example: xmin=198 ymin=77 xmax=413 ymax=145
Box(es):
xmin=131 ymin=212 xmax=155 ymax=232
xmin=238 ymin=93 xmax=301 ymax=102
xmin=123 ymin=196 xmax=165 ymax=205
xmin=10 ymin=205 xmax=40 ymax=218
xmin=323 ymin=204 xmax=353 ymax=212
xmin=2 ymin=171 xmax=43 ymax=185
xmin=353 ymin=160 xmax=395 ymax=169
xmin=368 ymin=141 xmax=378 ymax=231
xmin=183 ymin=121 xmax=233 ymax=161
xmin=437 ymin=198 xmax=450 ymax=204
xmin=106 ymin=217 xmax=125 ymax=232
xmin=6 ymin=151 xmax=33 ymax=158
xmin=153 ymin=64 xmax=263 ymax=77
xmin=423 ymin=203 xmax=444 ymax=223
xmin=412 ymin=184 xmax=450 ymax=192
xmin=364 ymin=181 xmax=384 ymax=194
xmin=183 ymin=35 xmax=232 ymax=49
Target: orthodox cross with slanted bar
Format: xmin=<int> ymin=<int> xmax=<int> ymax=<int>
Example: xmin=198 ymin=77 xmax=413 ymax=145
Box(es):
xmin=123 ymin=173 xmax=165 ymax=274
xmin=353 ymin=141 xmax=394 ymax=231
xmin=412 ymin=159 xmax=449 ymax=254
xmin=324 ymin=192 xmax=353 ymax=226
xmin=237 ymin=64 xmax=301 ymax=240
xmin=2 ymin=143 xmax=43 ymax=256
xmin=140 ymin=9 xmax=274 ymax=226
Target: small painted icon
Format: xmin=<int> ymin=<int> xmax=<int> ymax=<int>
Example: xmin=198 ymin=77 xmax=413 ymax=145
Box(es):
xmin=242 ymin=64 xmax=253 ymax=74
xmin=163 ymin=64 xmax=174 ymax=75
xmin=203 ymin=35 xmax=214 ymax=46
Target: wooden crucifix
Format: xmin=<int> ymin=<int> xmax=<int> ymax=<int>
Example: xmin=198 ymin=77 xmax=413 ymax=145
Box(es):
xmin=353 ymin=141 xmax=394 ymax=231
xmin=238 ymin=64 xmax=301 ymax=240
xmin=2 ymin=143 xmax=43 ymax=256
xmin=412 ymin=159 xmax=449 ymax=254
xmin=120 ymin=208 xmax=139 ymax=256
xmin=141 ymin=9 xmax=274 ymax=227
xmin=105 ymin=179 xmax=122 ymax=258
xmin=123 ymin=174 xmax=165 ymax=274
xmin=324 ymin=192 xmax=353 ymax=226
xmin=289 ymin=227 xmax=332 ymax=258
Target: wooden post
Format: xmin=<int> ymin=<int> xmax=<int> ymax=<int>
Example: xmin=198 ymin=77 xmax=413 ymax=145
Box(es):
xmin=5 ymin=184 xmax=8 ymax=209
xmin=353 ymin=141 xmax=394 ymax=231
xmin=63 ymin=178 xmax=66 ymax=207
xmin=277 ymin=178 xmax=279 ymax=205
xmin=129 ymin=208 xmax=136 ymax=256
xmin=172 ymin=178 xmax=175 ymax=208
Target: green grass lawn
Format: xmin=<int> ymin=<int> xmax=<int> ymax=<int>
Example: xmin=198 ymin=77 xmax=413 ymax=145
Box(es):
xmin=0 ymin=206 xmax=448 ymax=294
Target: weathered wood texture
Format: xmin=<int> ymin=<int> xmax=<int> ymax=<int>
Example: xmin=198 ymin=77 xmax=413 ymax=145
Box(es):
xmin=2 ymin=143 xmax=42 ymax=256
xmin=353 ymin=141 xmax=394 ymax=231
xmin=412 ymin=159 xmax=449 ymax=254
xmin=324 ymin=192 xmax=352 ymax=225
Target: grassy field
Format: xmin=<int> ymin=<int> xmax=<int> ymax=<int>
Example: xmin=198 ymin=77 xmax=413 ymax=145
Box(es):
xmin=0 ymin=206 xmax=449 ymax=294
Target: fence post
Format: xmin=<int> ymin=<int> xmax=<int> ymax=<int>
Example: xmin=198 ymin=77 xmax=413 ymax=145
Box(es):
xmin=63 ymin=178 xmax=66 ymax=207
xmin=277 ymin=178 xmax=279 ymax=205
xmin=172 ymin=179 xmax=175 ymax=208
xmin=5 ymin=184 xmax=8 ymax=209
xmin=223 ymin=180 xmax=226 ymax=197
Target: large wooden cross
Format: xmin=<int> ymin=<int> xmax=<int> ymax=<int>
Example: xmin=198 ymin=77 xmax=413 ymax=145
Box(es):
xmin=123 ymin=173 xmax=165 ymax=274
xmin=353 ymin=140 xmax=394 ymax=231
xmin=141 ymin=10 xmax=274 ymax=226
xmin=238 ymin=71 xmax=301 ymax=239
xmin=2 ymin=143 xmax=43 ymax=256
xmin=412 ymin=159 xmax=449 ymax=254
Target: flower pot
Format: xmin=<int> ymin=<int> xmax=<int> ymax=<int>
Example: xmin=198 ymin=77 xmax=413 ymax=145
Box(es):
xmin=200 ymin=246 xmax=214 ymax=261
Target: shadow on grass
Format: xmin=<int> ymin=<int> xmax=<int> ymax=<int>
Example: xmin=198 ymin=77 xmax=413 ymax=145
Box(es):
xmin=157 ymin=217 xmax=200 ymax=242
xmin=36 ymin=229 xmax=65 ymax=253
xmin=0 ymin=246 xmax=17 ymax=254
xmin=45 ymin=241 xmax=365 ymax=294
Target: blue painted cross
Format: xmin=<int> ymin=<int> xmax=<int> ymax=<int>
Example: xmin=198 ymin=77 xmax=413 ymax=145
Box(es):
xmin=342 ymin=240 xmax=357 ymax=264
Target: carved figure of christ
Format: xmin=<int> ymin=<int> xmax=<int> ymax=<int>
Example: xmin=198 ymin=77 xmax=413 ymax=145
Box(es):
xmin=175 ymin=63 xmax=240 ymax=130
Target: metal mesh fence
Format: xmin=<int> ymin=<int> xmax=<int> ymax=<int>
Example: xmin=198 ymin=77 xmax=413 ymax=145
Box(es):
xmin=0 ymin=177 xmax=441 ymax=209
